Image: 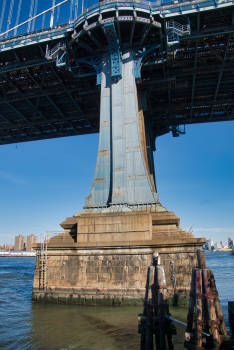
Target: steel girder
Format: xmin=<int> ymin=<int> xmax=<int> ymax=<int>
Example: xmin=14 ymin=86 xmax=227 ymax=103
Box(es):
xmin=0 ymin=0 xmax=234 ymax=145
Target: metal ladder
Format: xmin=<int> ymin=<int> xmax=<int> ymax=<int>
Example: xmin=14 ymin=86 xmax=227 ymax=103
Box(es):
xmin=39 ymin=233 xmax=49 ymax=290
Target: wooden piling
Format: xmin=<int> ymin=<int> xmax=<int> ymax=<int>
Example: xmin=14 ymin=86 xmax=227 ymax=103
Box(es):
xmin=208 ymin=269 xmax=227 ymax=336
xmin=186 ymin=269 xmax=196 ymax=335
xmin=203 ymin=269 xmax=220 ymax=345
xmin=195 ymin=269 xmax=202 ymax=347
xmin=197 ymin=250 xmax=206 ymax=269
xmin=138 ymin=253 xmax=176 ymax=350
xmin=157 ymin=265 xmax=167 ymax=350
xmin=184 ymin=252 xmax=231 ymax=350
xmin=146 ymin=266 xmax=155 ymax=350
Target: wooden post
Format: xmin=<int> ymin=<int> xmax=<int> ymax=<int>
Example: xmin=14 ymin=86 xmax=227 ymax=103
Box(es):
xmin=146 ymin=266 xmax=155 ymax=350
xmin=208 ymin=269 xmax=227 ymax=336
xmin=186 ymin=269 xmax=196 ymax=334
xmin=195 ymin=269 xmax=203 ymax=347
xmin=156 ymin=265 xmax=167 ymax=350
xmin=197 ymin=249 xmax=206 ymax=269
xmin=204 ymin=269 xmax=221 ymax=345
xmin=143 ymin=267 xmax=150 ymax=316
xmin=139 ymin=253 xmax=176 ymax=350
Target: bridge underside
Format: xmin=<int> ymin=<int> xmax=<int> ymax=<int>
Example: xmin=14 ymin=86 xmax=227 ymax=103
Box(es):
xmin=0 ymin=0 xmax=234 ymax=145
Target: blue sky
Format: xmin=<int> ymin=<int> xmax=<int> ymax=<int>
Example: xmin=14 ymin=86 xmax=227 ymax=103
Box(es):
xmin=0 ymin=0 xmax=234 ymax=246
xmin=0 ymin=121 xmax=234 ymax=245
xmin=0 ymin=0 xmax=92 ymax=36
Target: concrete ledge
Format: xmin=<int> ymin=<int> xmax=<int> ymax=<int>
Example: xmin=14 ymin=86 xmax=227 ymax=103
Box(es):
xmin=32 ymin=291 xmax=144 ymax=306
xmin=32 ymin=289 xmax=189 ymax=306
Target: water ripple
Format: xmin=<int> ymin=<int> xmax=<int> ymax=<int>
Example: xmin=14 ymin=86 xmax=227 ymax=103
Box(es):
xmin=0 ymin=252 xmax=233 ymax=349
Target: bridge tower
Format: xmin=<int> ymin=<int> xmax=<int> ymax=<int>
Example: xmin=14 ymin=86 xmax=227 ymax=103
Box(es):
xmin=29 ymin=0 xmax=210 ymax=305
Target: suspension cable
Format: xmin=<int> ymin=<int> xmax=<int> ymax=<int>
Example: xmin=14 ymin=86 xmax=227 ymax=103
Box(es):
xmin=75 ymin=0 xmax=78 ymax=19
xmin=50 ymin=0 xmax=56 ymax=28
xmin=0 ymin=0 xmax=69 ymax=38
xmin=27 ymin=0 xmax=34 ymax=33
xmin=0 ymin=0 xmax=7 ymax=33
xmin=14 ymin=0 xmax=22 ymax=35
xmin=56 ymin=3 xmax=61 ymax=23
xmin=42 ymin=12 xmax=46 ymax=29
xmin=69 ymin=0 xmax=74 ymax=22
xmin=6 ymin=0 xmax=15 ymax=37
xmin=31 ymin=0 xmax=38 ymax=32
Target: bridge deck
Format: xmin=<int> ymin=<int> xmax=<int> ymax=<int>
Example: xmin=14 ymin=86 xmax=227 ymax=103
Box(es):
xmin=0 ymin=0 xmax=234 ymax=145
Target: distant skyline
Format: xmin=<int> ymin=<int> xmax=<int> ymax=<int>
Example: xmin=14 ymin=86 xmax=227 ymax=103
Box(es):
xmin=0 ymin=121 xmax=234 ymax=245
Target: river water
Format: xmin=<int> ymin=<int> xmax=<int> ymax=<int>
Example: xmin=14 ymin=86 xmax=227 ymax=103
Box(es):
xmin=0 ymin=251 xmax=233 ymax=350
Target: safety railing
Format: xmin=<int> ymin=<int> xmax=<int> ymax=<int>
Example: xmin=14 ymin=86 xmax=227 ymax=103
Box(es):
xmin=99 ymin=0 xmax=161 ymax=5
xmin=46 ymin=41 xmax=66 ymax=59
xmin=181 ymin=225 xmax=193 ymax=235
xmin=166 ymin=20 xmax=190 ymax=36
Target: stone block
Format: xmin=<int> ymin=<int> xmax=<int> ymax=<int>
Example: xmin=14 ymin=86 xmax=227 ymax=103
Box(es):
xmin=86 ymin=266 xmax=99 ymax=274
xmin=87 ymin=225 xmax=95 ymax=233
xmin=94 ymin=216 xmax=107 ymax=225
xmin=77 ymin=225 xmax=89 ymax=234
xmin=95 ymin=224 xmax=106 ymax=233
xmin=86 ymin=273 xmax=98 ymax=280
xmin=99 ymin=266 xmax=110 ymax=274
xmin=88 ymin=233 xmax=100 ymax=243
xmin=102 ymin=223 xmax=114 ymax=233
xmin=84 ymin=217 xmax=95 ymax=225
xmin=77 ymin=234 xmax=88 ymax=242
xmin=100 ymin=233 xmax=112 ymax=242
xmin=77 ymin=218 xmax=85 ymax=225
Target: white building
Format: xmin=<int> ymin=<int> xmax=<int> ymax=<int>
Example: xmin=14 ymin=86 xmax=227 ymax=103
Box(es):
xmin=206 ymin=239 xmax=214 ymax=250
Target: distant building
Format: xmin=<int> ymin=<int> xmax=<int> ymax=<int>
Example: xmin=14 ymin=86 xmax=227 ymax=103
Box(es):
xmin=15 ymin=235 xmax=38 ymax=251
xmin=26 ymin=235 xmax=38 ymax=251
xmin=220 ymin=241 xmax=223 ymax=248
xmin=205 ymin=238 xmax=214 ymax=251
xmin=15 ymin=235 xmax=23 ymax=251
xmin=214 ymin=242 xmax=222 ymax=250
xmin=22 ymin=236 xmax=26 ymax=250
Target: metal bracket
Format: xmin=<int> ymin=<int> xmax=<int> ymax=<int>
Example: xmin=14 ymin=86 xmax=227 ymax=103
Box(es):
xmin=57 ymin=50 xmax=70 ymax=69
xmin=75 ymin=55 xmax=102 ymax=85
xmin=132 ymin=44 xmax=162 ymax=83
xmin=170 ymin=125 xmax=185 ymax=137
xmin=103 ymin=22 xmax=122 ymax=82
xmin=170 ymin=261 xmax=176 ymax=289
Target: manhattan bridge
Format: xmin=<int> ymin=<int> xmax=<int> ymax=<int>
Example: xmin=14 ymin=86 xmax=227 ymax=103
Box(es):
xmin=0 ymin=0 xmax=234 ymax=207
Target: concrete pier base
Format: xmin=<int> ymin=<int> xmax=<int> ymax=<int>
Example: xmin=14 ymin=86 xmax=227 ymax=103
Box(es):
xmin=32 ymin=209 xmax=205 ymax=305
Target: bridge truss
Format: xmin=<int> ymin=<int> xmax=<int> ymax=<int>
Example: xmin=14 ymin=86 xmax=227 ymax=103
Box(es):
xmin=0 ymin=0 xmax=234 ymax=145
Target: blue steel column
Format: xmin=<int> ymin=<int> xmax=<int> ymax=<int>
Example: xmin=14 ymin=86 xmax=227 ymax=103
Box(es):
xmin=111 ymin=48 xmax=158 ymax=205
xmin=85 ymin=53 xmax=112 ymax=207
xmin=85 ymin=49 xmax=159 ymax=208
xmin=111 ymin=66 xmax=126 ymax=204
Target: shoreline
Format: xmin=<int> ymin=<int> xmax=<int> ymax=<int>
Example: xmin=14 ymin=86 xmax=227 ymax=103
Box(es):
xmin=0 ymin=251 xmax=36 ymax=257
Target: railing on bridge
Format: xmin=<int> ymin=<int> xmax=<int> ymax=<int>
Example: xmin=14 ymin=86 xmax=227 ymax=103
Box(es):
xmin=0 ymin=0 xmax=209 ymax=42
xmin=166 ymin=20 xmax=190 ymax=36
xmin=46 ymin=41 xmax=66 ymax=59
xmin=181 ymin=225 xmax=194 ymax=235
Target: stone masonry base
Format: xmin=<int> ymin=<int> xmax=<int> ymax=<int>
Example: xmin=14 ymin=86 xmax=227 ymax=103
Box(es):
xmin=32 ymin=246 xmax=201 ymax=306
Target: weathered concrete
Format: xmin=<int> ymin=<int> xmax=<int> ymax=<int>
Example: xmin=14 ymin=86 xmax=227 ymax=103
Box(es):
xmin=32 ymin=210 xmax=205 ymax=305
